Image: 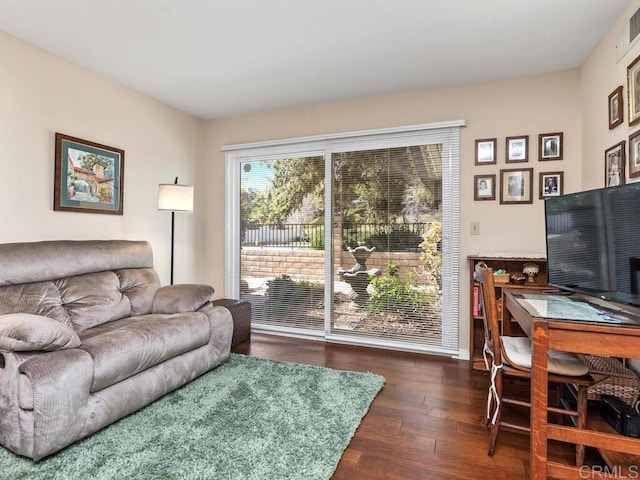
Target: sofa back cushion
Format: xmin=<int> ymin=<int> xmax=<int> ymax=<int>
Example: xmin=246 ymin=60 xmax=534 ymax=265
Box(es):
xmin=56 ymin=272 xmax=131 ymax=331
xmin=0 ymin=240 xmax=162 ymax=332
xmin=116 ymin=268 xmax=161 ymax=316
xmin=0 ymin=282 xmax=72 ymax=327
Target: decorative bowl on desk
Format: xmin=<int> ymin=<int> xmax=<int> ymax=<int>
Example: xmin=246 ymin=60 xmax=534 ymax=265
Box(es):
xmin=510 ymin=274 xmax=526 ymax=284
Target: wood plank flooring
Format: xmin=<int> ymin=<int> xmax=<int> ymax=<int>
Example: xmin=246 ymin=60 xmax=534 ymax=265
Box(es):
xmin=233 ymin=333 xmax=601 ymax=480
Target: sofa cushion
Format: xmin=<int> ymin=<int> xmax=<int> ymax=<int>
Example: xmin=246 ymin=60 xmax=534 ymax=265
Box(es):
xmin=0 ymin=281 xmax=71 ymax=327
xmin=116 ymin=268 xmax=161 ymax=316
xmin=78 ymin=312 xmax=211 ymax=392
xmin=0 ymin=313 xmax=81 ymax=351
xmin=56 ymin=272 xmax=131 ymax=331
xmin=152 ymin=284 xmax=214 ymax=314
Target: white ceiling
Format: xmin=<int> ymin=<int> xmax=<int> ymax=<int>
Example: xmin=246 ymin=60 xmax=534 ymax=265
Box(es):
xmin=0 ymin=0 xmax=631 ymax=119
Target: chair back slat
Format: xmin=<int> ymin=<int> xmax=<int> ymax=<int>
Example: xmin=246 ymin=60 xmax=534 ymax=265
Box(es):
xmin=475 ymin=262 xmax=503 ymax=366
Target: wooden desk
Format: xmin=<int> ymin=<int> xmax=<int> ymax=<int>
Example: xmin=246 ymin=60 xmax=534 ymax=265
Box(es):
xmin=503 ymin=292 xmax=640 ymax=480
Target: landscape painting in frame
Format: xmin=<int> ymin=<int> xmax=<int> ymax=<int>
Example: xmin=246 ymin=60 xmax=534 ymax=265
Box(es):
xmin=54 ymin=133 xmax=125 ymax=214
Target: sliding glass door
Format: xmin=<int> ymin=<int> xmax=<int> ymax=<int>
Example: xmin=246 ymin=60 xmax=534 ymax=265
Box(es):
xmin=238 ymin=156 xmax=326 ymax=336
xmin=329 ymin=145 xmax=447 ymax=349
xmin=224 ymin=122 xmax=461 ymax=356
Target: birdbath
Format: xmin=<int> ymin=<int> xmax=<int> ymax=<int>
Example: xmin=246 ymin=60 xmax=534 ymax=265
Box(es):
xmin=338 ymin=246 xmax=380 ymax=305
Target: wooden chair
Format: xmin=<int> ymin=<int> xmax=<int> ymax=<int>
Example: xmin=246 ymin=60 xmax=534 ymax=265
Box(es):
xmin=475 ymin=262 xmax=594 ymax=464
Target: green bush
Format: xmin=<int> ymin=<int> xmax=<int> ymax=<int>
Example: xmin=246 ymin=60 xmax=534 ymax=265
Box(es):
xmin=265 ymin=274 xmax=323 ymax=318
xmin=366 ymin=262 xmax=428 ymax=319
xmin=305 ymin=225 xmax=325 ymax=250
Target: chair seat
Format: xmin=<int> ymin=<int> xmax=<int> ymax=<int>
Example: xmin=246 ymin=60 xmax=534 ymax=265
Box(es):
xmin=501 ymin=336 xmax=589 ymax=377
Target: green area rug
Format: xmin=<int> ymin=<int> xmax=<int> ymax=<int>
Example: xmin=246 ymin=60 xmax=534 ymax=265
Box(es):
xmin=0 ymin=353 xmax=384 ymax=480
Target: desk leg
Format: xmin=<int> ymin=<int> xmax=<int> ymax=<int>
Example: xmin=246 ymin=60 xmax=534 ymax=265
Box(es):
xmin=531 ymin=320 xmax=549 ymax=480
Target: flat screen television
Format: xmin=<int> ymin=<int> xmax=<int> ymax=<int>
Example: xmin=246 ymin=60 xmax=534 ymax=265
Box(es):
xmin=544 ymin=181 xmax=640 ymax=308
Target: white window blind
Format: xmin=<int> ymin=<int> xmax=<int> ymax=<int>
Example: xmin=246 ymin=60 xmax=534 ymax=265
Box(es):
xmin=224 ymin=120 xmax=463 ymax=357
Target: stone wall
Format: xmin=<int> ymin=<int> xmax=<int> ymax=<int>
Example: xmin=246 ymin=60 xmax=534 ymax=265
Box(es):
xmin=241 ymin=247 xmax=423 ymax=282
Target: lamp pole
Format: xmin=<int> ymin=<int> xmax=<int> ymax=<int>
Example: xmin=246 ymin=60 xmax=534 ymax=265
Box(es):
xmin=170 ymin=177 xmax=177 ymax=285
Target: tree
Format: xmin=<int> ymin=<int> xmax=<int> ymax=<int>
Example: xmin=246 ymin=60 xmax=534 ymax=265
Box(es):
xmin=244 ymin=146 xmax=442 ymax=225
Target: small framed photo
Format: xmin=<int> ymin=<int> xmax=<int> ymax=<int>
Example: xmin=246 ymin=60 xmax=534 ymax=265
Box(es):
xmin=500 ymin=168 xmax=533 ymax=205
xmin=604 ymin=141 xmax=626 ymax=187
xmin=54 ymin=133 xmax=125 ymax=215
xmin=629 ymin=129 xmax=640 ymax=178
xmin=474 ymin=174 xmax=496 ymax=201
xmin=627 ymin=54 xmax=640 ymax=126
xmin=539 ymin=171 xmax=564 ymax=199
xmin=506 ymin=135 xmax=528 ymax=163
xmin=608 ymin=86 xmax=624 ymax=129
xmin=539 ymin=132 xmax=563 ymax=161
xmin=475 ymin=138 xmax=497 ymax=165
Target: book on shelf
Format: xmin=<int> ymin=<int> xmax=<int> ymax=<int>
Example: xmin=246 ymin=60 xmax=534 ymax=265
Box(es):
xmin=473 ymin=285 xmax=479 ymax=316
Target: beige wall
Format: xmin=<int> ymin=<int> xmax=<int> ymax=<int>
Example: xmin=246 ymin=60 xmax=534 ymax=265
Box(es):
xmin=203 ymin=70 xmax=582 ymax=356
xmin=582 ymin=0 xmax=640 ymax=191
xmin=0 ymin=32 xmax=206 ymax=285
xmin=581 ymin=0 xmax=640 ymax=373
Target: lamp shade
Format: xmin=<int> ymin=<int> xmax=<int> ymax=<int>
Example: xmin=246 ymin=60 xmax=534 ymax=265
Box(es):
xmin=158 ymin=183 xmax=194 ymax=212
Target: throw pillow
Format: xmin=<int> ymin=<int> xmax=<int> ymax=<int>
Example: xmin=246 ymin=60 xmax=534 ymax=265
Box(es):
xmin=0 ymin=313 xmax=81 ymax=351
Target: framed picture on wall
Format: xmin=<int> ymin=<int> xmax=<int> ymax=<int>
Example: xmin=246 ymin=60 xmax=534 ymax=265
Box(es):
xmin=474 ymin=174 xmax=496 ymax=201
xmin=539 ymin=171 xmax=564 ymax=199
xmin=604 ymin=141 xmax=625 ymax=188
xmin=499 ymin=168 xmax=533 ymax=204
xmin=629 ymin=129 xmax=640 ymax=178
xmin=505 ymin=135 xmax=528 ymax=163
xmin=627 ymin=54 xmax=640 ymax=126
xmin=54 ymin=133 xmax=125 ymax=215
xmin=608 ymin=86 xmax=624 ymax=129
xmin=539 ymin=132 xmax=563 ymax=161
xmin=475 ymin=138 xmax=497 ymax=165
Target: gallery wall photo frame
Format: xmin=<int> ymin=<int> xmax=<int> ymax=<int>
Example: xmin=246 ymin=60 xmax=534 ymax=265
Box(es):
xmin=475 ymin=138 xmax=497 ymax=165
xmin=627 ymin=53 xmax=640 ymax=126
xmin=539 ymin=132 xmax=563 ymax=161
xmin=608 ymin=86 xmax=624 ymax=129
xmin=629 ymin=129 xmax=640 ymax=179
xmin=604 ymin=141 xmax=625 ymax=188
xmin=54 ymin=133 xmax=125 ymax=215
xmin=539 ymin=171 xmax=564 ymax=199
xmin=474 ymin=174 xmax=496 ymax=201
xmin=499 ymin=168 xmax=533 ymax=205
xmin=505 ymin=135 xmax=528 ymax=163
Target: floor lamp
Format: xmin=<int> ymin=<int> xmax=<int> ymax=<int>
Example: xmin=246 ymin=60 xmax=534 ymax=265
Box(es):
xmin=158 ymin=177 xmax=194 ymax=285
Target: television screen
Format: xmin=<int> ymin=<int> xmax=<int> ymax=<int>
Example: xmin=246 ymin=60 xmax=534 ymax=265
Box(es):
xmin=545 ymin=182 xmax=640 ymax=308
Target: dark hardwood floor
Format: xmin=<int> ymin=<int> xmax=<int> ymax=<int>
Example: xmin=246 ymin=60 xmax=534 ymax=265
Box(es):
xmin=233 ymin=333 xmax=601 ymax=480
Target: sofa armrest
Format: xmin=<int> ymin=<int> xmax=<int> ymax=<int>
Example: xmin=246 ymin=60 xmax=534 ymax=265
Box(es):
xmin=151 ymin=284 xmax=214 ymax=314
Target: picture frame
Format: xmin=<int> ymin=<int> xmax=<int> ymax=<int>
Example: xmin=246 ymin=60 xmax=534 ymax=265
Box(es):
xmin=499 ymin=168 xmax=533 ymax=204
xmin=505 ymin=135 xmax=528 ymax=163
xmin=604 ymin=141 xmax=626 ymax=188
xmin=475 ymin=138 xmax=497 ymax=165
xmin=608 ymin=86 xmax=624 ymax=129
xmin=539 ymin=171 xmax=564 ymax=199
xmin=628 ymin=53 xmax=640 ymax=126
xmin=474 ymin=174 xmax=496 ymax=201
xmin=629 ymin=129 xmax=640 ymax=178
xmin=54 ymin=133 xmax=125 ymax=215
xmin=539 ymin=132 xmax=563 ymax=161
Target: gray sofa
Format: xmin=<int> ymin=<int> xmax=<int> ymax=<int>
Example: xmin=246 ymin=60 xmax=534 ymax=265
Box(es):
xmin=0 ymin=240 xmax=233 ymax=461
